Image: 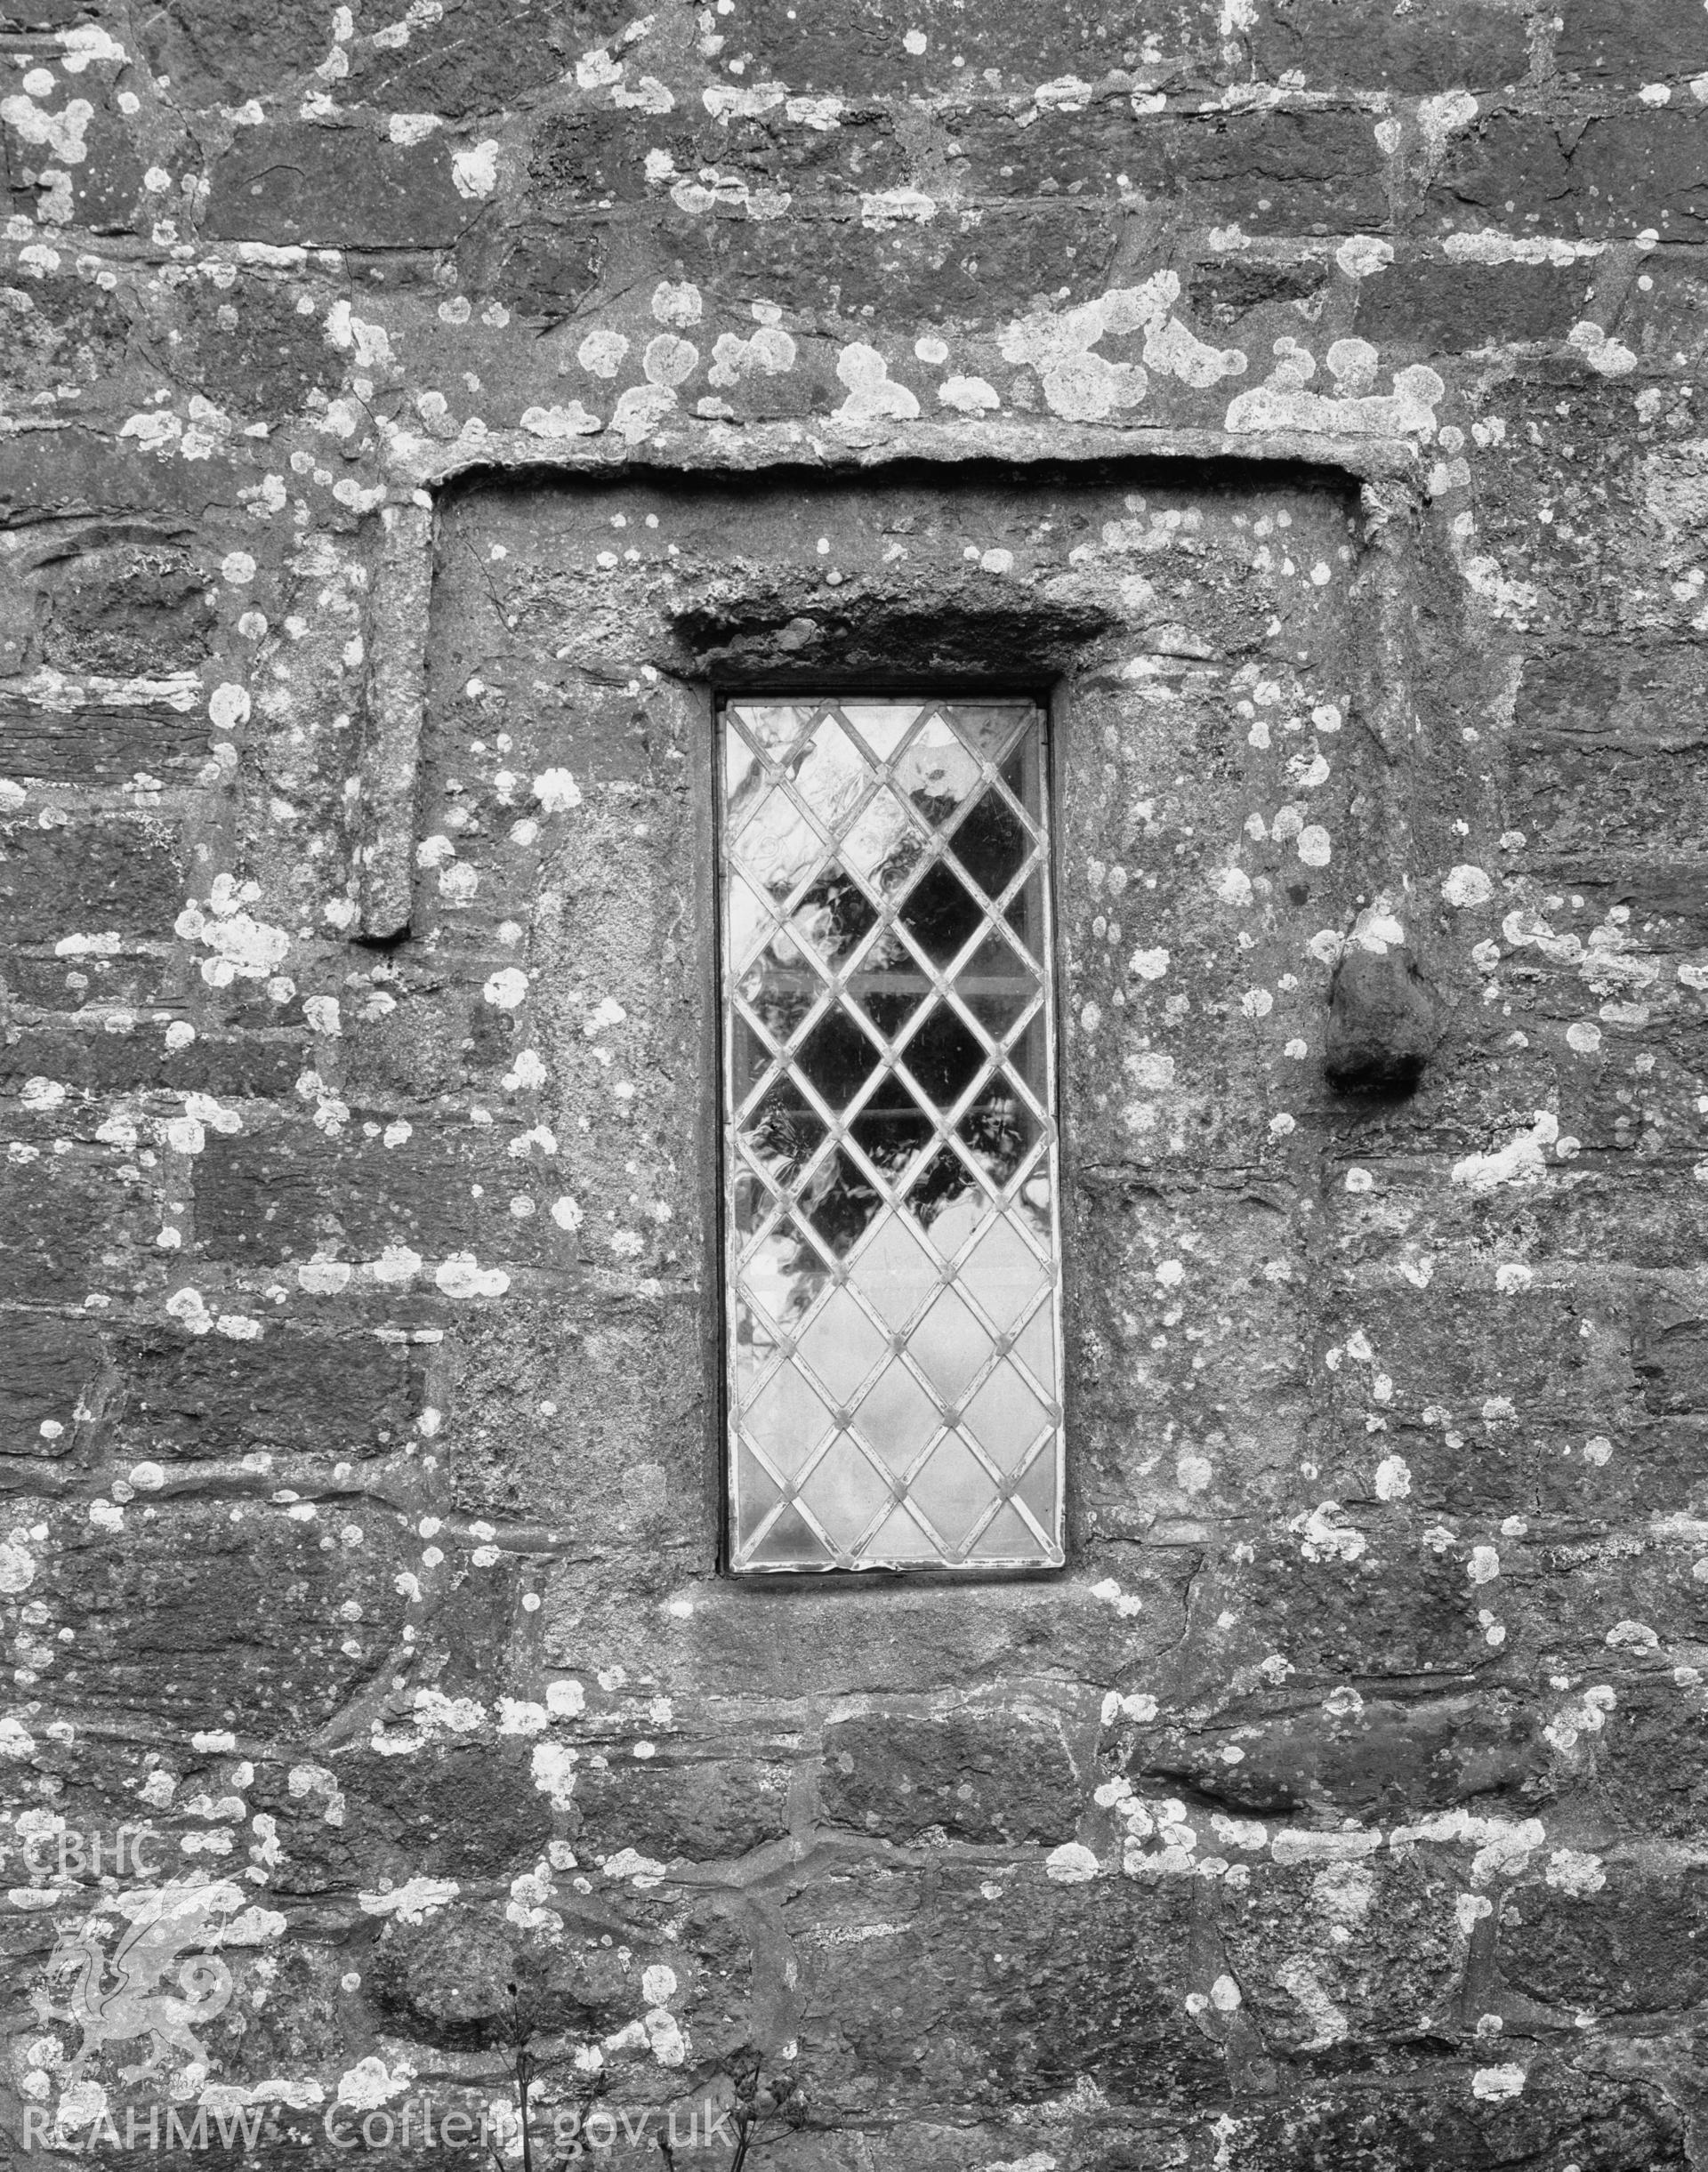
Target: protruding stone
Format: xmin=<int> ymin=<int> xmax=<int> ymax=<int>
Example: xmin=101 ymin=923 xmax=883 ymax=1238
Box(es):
xmin=1325 ymin=943 xmax=1441 ymax=1092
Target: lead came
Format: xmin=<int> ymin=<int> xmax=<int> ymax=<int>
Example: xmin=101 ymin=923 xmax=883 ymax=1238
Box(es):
xmin=719 ymin=696 xmax=1066 ymax=1572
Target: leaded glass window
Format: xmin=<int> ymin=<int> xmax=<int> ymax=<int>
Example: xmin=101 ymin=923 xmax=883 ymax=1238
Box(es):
xmin=719 ymin=696 xmax=1065 ymax=1573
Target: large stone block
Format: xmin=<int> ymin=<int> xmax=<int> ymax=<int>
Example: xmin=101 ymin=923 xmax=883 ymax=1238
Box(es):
xmin=1499 ymin=1862 xmax=1708 ymax=2015
xmin=1233 ymin=2065 xmax=1687 ymax=2169
xmin=570 ymin=1744 xmax=794 ymax=1861
xmin=138 ymin=0 xmax=340 ymax=107
xmin=1554 ymin=0 xmax=1708 ymax=88
xmin=528 ymin=103 xmax=907 ymax=207
xmin=109 ymin=1321 xmax=430 ymax=1460
xmin=1558 ymin=1677 xmax=1708 ymax=1840
xmin=348 ymin=0 xmax=611 ymax=117
xmin=1219 ymin=1848 xmax=1464 ymax=2049
xmin=1253 ymin=0 xmax=1529 ymax=92
xmin=1131 ymin=1686 xmax=1547 ymax=1819
xmin=0 ymin=1025 xmax=304 ymax=1099
xmin=1 ymin=272 xmax=133 ymax=419
xmin=544 ymin=1570 xmax=1193 ymax=1702
xmin=0 ymin=699 xmax=207 ymax=785
xmin=361 ymin=1899 xmax=680 ymax=2047
xmin=248 ymin=1742 xmax=555 ymax=1897
xmin=728 ymin=0 xmax=1228 ymax=95
xmin=1352 ymin=259 xmax=1583 ymax=353
xmin=820 ymin=1705 xmax=1080 ymax=1844
xmin=192 ymin=1122 xmax=565 ymax=1272
xmin=0 ymin=819 xmax=183 ymax=944
xmin=1431 ymin=113 xmax=1708 ymax=239
xmin=0 ymin=1312 xmax=102 ymax=1456
xmin=791 ymin=1865 xmax=1221 ymax=2111
xmin=0 ymin=1146 xmax=157 ymax=1302
xmin=960 ymin=103 xmax=1389 ymax=233
xmin=1634 ymin=1293 xmax=1708 ymax=1416
xmin=176 ymin=281 xmax=350 ymax=422
xmin=26 ymin=1500 xmax=411 ymax=1734
xmin=204 ymin=124 xmax=478 ymax=249
xmin=0 ymin=430 xmax=242 ymax=526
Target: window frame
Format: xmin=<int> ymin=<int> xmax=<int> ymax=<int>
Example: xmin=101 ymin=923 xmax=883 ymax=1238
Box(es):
xmin=710 ymin=680 xmax=1072 ymax=1582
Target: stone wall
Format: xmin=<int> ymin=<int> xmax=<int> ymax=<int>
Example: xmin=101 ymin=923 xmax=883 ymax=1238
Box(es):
xmin=3 ymin=0 xmax=1708 ymax=2164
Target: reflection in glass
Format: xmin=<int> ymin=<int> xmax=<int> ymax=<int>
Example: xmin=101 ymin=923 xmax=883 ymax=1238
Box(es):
xmin=720 ymin=697 xmax=1064 ymax=1573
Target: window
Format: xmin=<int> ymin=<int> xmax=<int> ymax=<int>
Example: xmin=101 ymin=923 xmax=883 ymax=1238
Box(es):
xmin=718 ymin=695 xmax=1065 ymax=1573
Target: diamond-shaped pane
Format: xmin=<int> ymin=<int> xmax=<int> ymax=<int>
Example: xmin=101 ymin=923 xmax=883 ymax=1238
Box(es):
xmin=900 ymin=1144 xmax=978 ymax=1227
xmin=794 ymin=1006 xmax=887 ymax=1114
xmin=786 ymin=864 xmax=880 ymax=971
xmin=851 ymin=1211 xmax=944 ymax=1331
xmin=858 ymin=1504 xmax=943 ymax=1562
xmin=744 ymin=1505 xmax=831 ymax=1569
xmin=795 ymin=1286 xmax=890 ymax=1406
xmin=791 ymin=714 xmax=870 ymax=837
xmin=959 ymin=1216 xmax=1050 ymax=1333
xmin=737 ymin=1216 xmax=828 ymax=1323
xmin=958 ymin=1086 xmax=1042 ymax=1190
xmin=909 ymin=1286 xmax=990 ymax=1407
xmin=843 ymin=786 xmax=923 ymax=889
xmin=961 ymin=1362 xmax=1053 ymax=1471
xmin=896 ymin=856 xmax=988 ymax=965
xmin=731 ymin=1294 xmax=783 ymax=1402
xmin=722 ymin=696 xmax=1063 ymax=1572
xmin=945 ymin=788 xmax=1031 ymax=907
xmin=796 ymin=1441 xmax=893 ymax=1550
xmin=743 ymin=1365 xmax=834 ymax=1482
xmin=849 ymin=975 xmax=931 ymax=1043
xmin=968 ymin=1502 xmax=1050 ymax=1564
xmin=1015 ymin=1450 xmax=1057 ymax=1526
xmin=852 ymin=1361 xmax=943 ymax=1476
xmin=908 ymin=1432 xmax=1000 ymax=1551
xmin=1011 ymin=1300 xmax=1055 ymax=1388
xmin=739 ymin=1074 xmax=828 ymax=1174
xmin=895 ymin=1002 xmax=988 ymax=1106
xmin=797 ymin=1146 xmax=884 ymax=1260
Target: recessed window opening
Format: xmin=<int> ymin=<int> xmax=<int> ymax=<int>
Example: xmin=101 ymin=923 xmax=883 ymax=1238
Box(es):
xmin=718 ymin=694 xmax=1066 ymax=1574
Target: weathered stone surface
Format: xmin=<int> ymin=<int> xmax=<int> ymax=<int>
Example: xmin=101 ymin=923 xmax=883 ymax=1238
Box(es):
xmin=0 ymin=818 xmax=182 ymax=941
xmin=0 ymin=269 xmax=132 ymax=409
xmin=732 ymin=0 xmax=1228 ymax=94
xmin=793 ymin=1867 xmax=1222 ymax=2111
xmin=177 ymin=280 xmax=350 ymax=419
xmin=1134 ymin=1687 xmax=1547 ymax=1819
xmin=24 ymin=1500 xmax=411 ymax=1732
xmin=959 ymin=103 xmax=1390 ymax=233
xmin=1352 ymin=259 xmax=1585 ymax=353
xmin=0 ymin=1023 xmax=304 ymax=1098
xmin=2 ymin=0 xmax=1707 ymax=2158
xmin=203 ymin=124 xmax=479 ymax=247
xmin=108 ymin=1321 xmax=430 ymax=1460
xmin=0 ymin=1311 xmax=101 ymax=1453
xmin=1554 ymin=0 xmax=1708 ymax=87
xmin=137 ymin=0 xmax=340 ymax=109
xmin=0 ymin=1141 xmax=159 ymax=1300
xmin=1500 ymin=1862 xmax=1708 ymax=2015
xmin=820 ymin=1706 xmax=1080 ymax=1843
xmin=570 ymin=1743 xmax=794 ymax=1860
xmin=1431 ymin=113 xmax=1708 ymax=239
xmin=1253 ymin=0 xmax=1530 ymax=92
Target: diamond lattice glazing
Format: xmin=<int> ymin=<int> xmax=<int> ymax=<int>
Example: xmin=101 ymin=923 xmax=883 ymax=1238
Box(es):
xmin=719 ymin=696 xmax=1065 ymax=1572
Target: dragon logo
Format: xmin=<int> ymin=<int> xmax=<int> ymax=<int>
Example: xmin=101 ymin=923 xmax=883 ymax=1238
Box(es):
xmin=47 ymin=1877 xmax=238 ymax=2087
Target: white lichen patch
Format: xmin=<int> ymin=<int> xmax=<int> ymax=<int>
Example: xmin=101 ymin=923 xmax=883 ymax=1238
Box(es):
xmin=834 ymin=342 xmax=920 ymax=423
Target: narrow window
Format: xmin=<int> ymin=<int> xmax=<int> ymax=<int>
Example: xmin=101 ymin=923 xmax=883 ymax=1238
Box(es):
xmin=719 ymin=696 xmax=1065 ymax=1573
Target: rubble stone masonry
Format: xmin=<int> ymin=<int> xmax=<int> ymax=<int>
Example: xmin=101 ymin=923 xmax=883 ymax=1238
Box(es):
xmin=4 ymin=0 xmax=1708 ymax=2164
